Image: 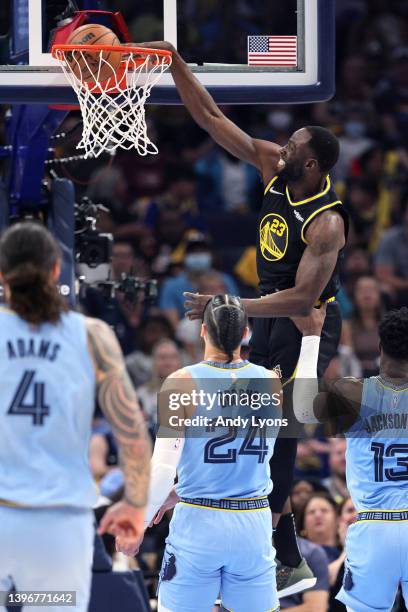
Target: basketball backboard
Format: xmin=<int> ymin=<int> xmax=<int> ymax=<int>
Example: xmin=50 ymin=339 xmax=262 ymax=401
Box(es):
xmin=0 ymin=0 xmax=335 ymax=105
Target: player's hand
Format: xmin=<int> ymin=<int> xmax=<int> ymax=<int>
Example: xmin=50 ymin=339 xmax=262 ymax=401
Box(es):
xmin=291 ymin=302 xmax=327 ymax=336
xmin=149 ymin=488 xmax=180 ymax=527
xmin=97 ymin=501 xmax=145 ymax=549
xmin=184 ymin=292 xmax=212 ymax=320
xmin=115 ymin=532 xmax=144 ymax=557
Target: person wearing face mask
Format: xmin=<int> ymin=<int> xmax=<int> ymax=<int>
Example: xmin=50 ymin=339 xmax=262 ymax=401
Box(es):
xmin=335 ymin=110 xmax=373 ymax=181
xmin=159 ymin=233 xmax=239 ymax=328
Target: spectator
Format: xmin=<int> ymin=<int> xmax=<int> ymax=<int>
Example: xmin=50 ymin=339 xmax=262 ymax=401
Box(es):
xmin=342 ymin=246 xmax=372 ymax=297
xmin=322 ymin=439 xmax=348 ymax=504
xmin=341 ymin=276 xmax=382 ymax=376
xmin=298 ymin=493 xmax=340 ymax=561
xmin=195 ymin=147 xmax=261 ymax=212
xmin=375 ymin=204 xmax=408 ymax=308
xmin=346 ymin=178 xmax=379 ymax=250
xmin=279 ymin=536 xmax=329 ymax=611
xmin=136 ymin=339 xmax=183 ymax=434
xmin=110 ymin=241 xmax=137 ymax=280
xmin=80 ymin=240 xmax=146 ymax=355
xmin=89 ymin=422 xmax=119 ymax=481
xmin=126 ymin=315 xmax=175 ymax=387
xmin=335 ymin=108 xmax=373 ymax=181
xmin=143 ymin=164 xmax=203 ymax=231
xmin=290 ymin=479 xmax=329 ymax=517
xmin=159 ymin=233 xmax=239 ymax=327
xmin=176 ymin=270 xmax=227 ymax=362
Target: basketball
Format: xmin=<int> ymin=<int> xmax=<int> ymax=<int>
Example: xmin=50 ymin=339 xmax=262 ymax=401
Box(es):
xmin=65 ymin=23 xmax=122 ymax=83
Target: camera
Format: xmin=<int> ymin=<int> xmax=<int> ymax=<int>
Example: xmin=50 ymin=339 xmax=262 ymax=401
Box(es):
xmin=75 ymin=197 xmax=112 ymax=268
xmin=96 ymin=275 xmax=158 ymax=305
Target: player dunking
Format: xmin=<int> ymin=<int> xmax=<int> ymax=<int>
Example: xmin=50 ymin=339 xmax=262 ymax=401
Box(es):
xmin=117 ymin=295 xmax=282 ymax=612
xmin=139 ymin=40 xmax=348 ymax=594
xmin=292 ymin=306 xmax=408 ymax=612
xmin=0 ymin=223 xmax=151 ymax=612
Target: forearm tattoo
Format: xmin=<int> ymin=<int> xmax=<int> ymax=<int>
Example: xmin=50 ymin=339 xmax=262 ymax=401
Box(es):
xmin=86 ymin=318 xmax=151 ymax=507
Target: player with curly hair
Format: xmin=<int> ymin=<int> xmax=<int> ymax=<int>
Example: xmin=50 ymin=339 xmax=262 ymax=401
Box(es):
xmin=292 ymin=306 xmax=408 ymax=612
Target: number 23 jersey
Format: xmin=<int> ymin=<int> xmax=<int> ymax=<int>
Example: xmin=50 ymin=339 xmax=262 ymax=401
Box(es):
xmin=256 ymin=174 xmax=348 ymax=299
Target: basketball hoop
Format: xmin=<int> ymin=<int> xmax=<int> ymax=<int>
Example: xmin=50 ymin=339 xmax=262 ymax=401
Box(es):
xmin=51 ymin=44 xmax=172 ymax=159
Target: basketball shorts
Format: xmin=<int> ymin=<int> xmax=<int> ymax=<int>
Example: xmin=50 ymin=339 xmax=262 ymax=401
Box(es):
xmin=250 ymin=301 xmax=342 ymax=512
xmin=158 ymin=500 xmax=279 ymax=612
xmin=0 ymin=505 xmax=94 ymax=612
xmin=249 ymin=300 xmax=342 ymax=380
xmin=337 ymin=518 xmax=408 ymax=612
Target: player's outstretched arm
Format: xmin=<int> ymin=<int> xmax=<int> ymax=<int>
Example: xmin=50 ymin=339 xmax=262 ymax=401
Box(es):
xmin=86 ymin=318 xmax=151 ymax=520
xmin=184 ymin=210 xmax=346 ymax=320
xmin=138 ymin=41 xmax=281 ymax=177
xmin=291 ymin=306 xmax=362 ymax=430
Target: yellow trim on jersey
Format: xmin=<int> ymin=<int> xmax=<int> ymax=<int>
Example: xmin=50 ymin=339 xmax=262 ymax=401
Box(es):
xmin=301 ymin=201 xmax=342 ymax=244
xmin=286 ymin=175 xmax=331 ymax=206
xmin=222 ymin=605 xmax=279 ymax=612
xmin=315 ymin=296 xmax=336 ymax=306
xmin=0 ymin=499 xmax=24 ymax=508
xmin=179 ymin=502 xmax=269 ymax=513
xmin=201 ymin=362 xmax=252 ymax=372
xmin=0 ymin=306 xmax=14 ymax=314
xmin=357 ymin=518 xmax=408 ymax=523
xmin=263 ymin=175 xmax=279 ymax=195
xmin=374 ymin=380 xmax=408 ymax=393
xmin=358 ymin=508 xmax=408 ymax=513
xmin=224 ymin=496 xmax=268 ymax=501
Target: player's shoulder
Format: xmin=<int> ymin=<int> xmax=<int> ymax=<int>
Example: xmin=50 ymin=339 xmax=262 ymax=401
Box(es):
xmin=166 ymin=367 xmax=193 ymax=380
xmin=85 ymin=317 xmax=121 ymax=355
xmin=325 ymin=376 xmax=364 ymax=402
xmin=85 ymin=316 xmax=114 ymax=337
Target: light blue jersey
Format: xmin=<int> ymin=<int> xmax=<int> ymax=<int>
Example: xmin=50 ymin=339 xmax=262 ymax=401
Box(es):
xmin=346 ymin=375 xmax=408 ymax=511
xmin=0 ymin=308 xmax=97 ymax=509
xmin=160 ymin=359 xmax=281 ymax=612
xmin=176 ymin=359 xmax=280 ymax=500
xmin=337 ymin=376 xmax=408 ymax=612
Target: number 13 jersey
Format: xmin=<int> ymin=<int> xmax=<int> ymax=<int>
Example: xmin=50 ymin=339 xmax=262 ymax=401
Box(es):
xmin=346 ymin=376 xmax=408 ymax=511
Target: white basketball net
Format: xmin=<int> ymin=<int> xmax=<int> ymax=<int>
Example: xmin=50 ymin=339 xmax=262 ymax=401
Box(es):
xmin=53 ymin=48 xmax=172 ymax=159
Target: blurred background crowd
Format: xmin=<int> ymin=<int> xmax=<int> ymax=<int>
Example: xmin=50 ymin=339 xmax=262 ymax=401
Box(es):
xmin=68 ymin=1 xmax=408 ymax=610
xmin=2 ymin=0 xmax=408 ymax=610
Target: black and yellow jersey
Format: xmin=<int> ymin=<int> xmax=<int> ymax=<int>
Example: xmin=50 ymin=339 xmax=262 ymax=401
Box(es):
xmin=256 ymin=174 xmax=348 ymax=300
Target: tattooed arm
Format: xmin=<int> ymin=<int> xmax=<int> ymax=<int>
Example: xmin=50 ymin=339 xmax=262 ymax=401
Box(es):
xmin=86 ymin=317 xmax=151 ymax=541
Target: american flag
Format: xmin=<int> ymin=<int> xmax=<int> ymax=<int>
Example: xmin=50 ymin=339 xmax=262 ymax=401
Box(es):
xmin=248 ymin=35 xmax=297 ymax=67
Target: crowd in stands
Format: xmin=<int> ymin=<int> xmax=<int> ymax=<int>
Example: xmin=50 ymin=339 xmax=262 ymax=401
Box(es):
xmin=1 ymin=0 xmax=407 ymax=609
xmin=81 ymin=2 xmax=408 ymax=609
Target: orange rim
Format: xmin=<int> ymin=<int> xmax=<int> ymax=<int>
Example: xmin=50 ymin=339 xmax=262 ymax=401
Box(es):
xmin=52 ymin=44 xmax=172 ymax=65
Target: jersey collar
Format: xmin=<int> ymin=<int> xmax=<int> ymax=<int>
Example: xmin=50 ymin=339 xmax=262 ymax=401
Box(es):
xmin=201 ymin=360 xmax=249 ymax=370
xmin=286 ymin=175 xmax=331 ymax=206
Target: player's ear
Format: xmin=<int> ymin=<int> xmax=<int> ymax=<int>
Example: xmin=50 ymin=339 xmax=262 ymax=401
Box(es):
xmin=51 ymin=259 xmax=61 ymax=282
xmin=200 ymin=322 xmax=207 ymax=339
xmin=242 ymin=326 xmax=250 ymax=342
xmin=305 ymin=157 xmax=318 ymax=170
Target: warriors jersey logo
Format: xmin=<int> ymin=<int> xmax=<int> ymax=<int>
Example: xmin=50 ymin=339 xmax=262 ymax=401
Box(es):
xmin=259 ymin=213 xmax=289 ymax=262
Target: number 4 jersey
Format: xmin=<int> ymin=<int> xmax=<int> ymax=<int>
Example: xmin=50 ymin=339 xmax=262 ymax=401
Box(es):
xmin=175 ymin=360 xmax=280 ymax=500
xmin=0 ymin=307 xmax=97 ymax=509
xmin=346 ymin=376 xmax=408 ymax=511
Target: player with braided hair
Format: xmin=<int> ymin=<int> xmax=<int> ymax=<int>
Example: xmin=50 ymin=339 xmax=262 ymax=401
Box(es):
xmin=117 ymin=295 xmax=283 ymax=612
xmin=203 ymin=295 xmax=247 ymax=363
